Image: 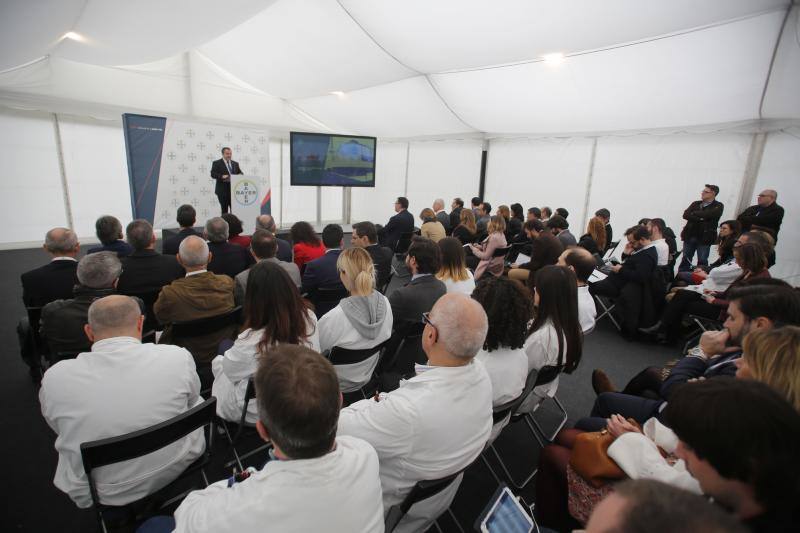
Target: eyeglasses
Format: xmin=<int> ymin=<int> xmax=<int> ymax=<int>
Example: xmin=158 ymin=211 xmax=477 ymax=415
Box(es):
xmin=421 ymin=312 xmax=436 ymax=331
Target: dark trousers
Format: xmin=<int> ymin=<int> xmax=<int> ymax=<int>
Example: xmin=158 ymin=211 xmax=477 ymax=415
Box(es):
xmin=535 ymin=429 xmax=584 ymax=532
xmin=622 ymin=366 xmax=664 ymax=399
xmin=659 ymin=290 xmax=721 ymax=339
xmin=217 ymin=186 xmax=231 ymax=214
xmin=679 ymin=237 xmax=710 ymax=271
xmin=575 ymin=392 xmax=663 ymax=431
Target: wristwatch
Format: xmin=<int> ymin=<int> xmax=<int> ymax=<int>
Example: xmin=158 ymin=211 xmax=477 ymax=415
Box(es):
xmin=687 ymin=346 xmax=708 ymax=360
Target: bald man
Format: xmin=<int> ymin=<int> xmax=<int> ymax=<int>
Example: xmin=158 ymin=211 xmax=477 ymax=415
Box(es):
xmin=558 ymin=247 xmax=598 ymax=333
xmin=255 ymin=214 xmax=292 ymax=262
xmin=737 ymin=189 xmax=784 ymax=241
xmin=39 ymin=295 xmax=204 ymax=509
xmin=338 ymin=293 xmax=493 ymax=533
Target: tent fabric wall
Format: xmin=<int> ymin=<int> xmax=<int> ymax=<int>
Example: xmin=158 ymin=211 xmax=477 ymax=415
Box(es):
xmin=350 ymin=141 xmax=408 ymax=224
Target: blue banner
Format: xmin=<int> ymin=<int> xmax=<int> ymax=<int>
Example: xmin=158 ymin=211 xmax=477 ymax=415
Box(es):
xmin=122 ymin=113 xmax=166 ymax=223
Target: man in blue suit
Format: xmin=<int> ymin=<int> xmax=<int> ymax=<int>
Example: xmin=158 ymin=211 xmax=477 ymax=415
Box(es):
xmin=377 ymin=197 xmax=414 ymax=251
xmin=302 ymin=224 xmax=347 ymax=317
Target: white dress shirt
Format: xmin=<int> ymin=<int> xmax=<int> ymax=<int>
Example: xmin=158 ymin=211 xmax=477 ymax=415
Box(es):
xmin=440 ymin=270 xmax=476 ymax=296
xmin=475 ymin=347 xmax=528 ymax=441
xmin=338 ymin=360 xmax=492 ymax=533
xmin=651 ymin=239 xmax=670 ymax=266
xmin=39 ymin=337 xmax=204 ymax=508
xmin=519 ymin=320 xmax=566 ymax=413
xmin=577 ymin=285 xmax=597 ymax=333
xmin=212 ymin=311 xmax=320 ymax=423
xmin=173 ymin=436 xmax=385 ymax=533
xmin=318 ymin=295 xmax=393 ymax=392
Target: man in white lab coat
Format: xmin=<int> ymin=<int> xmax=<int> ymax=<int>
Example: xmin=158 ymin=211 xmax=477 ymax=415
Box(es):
xmin=170 ymin=344 xmax=385 ymax=533
xmin=338 ymin=293 xmax=494 ymax=533
xmin=39 ymin=295 xmax=205 ymax=509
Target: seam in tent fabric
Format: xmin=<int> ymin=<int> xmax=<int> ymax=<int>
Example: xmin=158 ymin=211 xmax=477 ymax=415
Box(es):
xmin=758 ymin=5 xmax=794 ymax=119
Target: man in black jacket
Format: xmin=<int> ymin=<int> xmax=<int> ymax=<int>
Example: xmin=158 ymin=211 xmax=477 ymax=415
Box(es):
xmin=162 ymin=204 xmax=200 ymax=255
xmin=377 ymin=196 xmax=414 ymax=251
xmin=351 ymin=221 xmax=393 ymax=289
xmin=737 ymin=189 xmax=784 ymax=241
xmin=449 ymin=198 xmax=464 ymax=230
xmin=205 ymin=217 xmax=252 ymax=278
xmin=590 ymin=226 xmax=657 ymax=298
xmin=118 ymin=220 xmax=184 ymax=295
xmin=210 ymin=147 xmax=243 ymax=214
xmin=255 ymin=214 xmax=293 ymax=263
xmin=595 ymin=208 xmax=612 ymax=252
xmin=21 ymin=228 xmax=80 ymax=308
xmin=301 ymin=224 xmax=347 ymax=317
xmin=388 ymin=237 xmax=446 ymax=328
xmin=679 ymin=184 xmax=723 ymax=271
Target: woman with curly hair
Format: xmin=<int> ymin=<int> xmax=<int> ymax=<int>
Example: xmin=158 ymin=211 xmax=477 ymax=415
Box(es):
xmin=472 ymin=276 xmax=532 ymax=439
xmin=221 ymin=213 xmax=250 ymax=248
xmin=290 ymin=221 xmax=325 ymax=272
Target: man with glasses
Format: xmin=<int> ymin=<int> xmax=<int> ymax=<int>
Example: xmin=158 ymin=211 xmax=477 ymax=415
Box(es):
xmin=737 ymin=189 xmax=784 ymax=242
xmin=679 ymin=184 xmax=724 ymax=271
xmin=338 ymin=293 xmax=493 ymax=533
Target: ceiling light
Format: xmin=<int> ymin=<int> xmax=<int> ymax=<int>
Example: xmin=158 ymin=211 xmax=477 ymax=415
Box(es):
xmin=62 ymin=31 xmax=87 ymax=43
xmin=543 ymin=53 xmax=565 ymax=66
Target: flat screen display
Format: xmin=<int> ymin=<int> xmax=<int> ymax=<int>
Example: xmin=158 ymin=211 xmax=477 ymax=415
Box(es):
xmin=290 ymin=131 xmax=376 ymax=187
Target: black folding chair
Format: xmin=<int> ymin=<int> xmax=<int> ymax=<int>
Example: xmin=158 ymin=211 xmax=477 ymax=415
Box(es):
xmin=682 ymin=314 xmax=724 ymax=354
xmin=25 ymin=306 xmax=47 ymax=374
xmin=380 ymin=322 xmax=426 ymax=386
xmin=218 ymin=377 xmax=272 ymax=470
xmin=328 ymin=340 xmax=389 ymax=402
xmin=80 ymin=398 xmax=217 ymax=533
xmin=377 ymin=270 xmax=394 ymax=295
xmin=309 ymin=286 xmax=350 ymax=318
xmin=384 ymin=469 xmax=466 ymax=533
xmin=123 ymin=289 xmax=162 ymax=333
xmin=593 ymin=294 xmax=622 ymax=331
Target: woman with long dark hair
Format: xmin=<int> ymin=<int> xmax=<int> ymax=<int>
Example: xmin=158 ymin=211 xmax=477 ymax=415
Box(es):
xmin=452 ymin=208 xmax=477 ymax=244
xmin=519 ymin=265 xmax=583 ymax=413
xmin=212 ymin=261 xmax=319 ymax=422
xmin=222 ymin=212 xmax=250 ymax=248
xmin=436 ymin=237 xmax=475 ymax=295
xmin=290 ymin=221 xmax=325 ymax=272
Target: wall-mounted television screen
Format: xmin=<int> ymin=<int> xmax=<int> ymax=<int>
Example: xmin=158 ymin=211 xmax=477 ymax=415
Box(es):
xmin=290 ymin=131 xmax=376 ymax=187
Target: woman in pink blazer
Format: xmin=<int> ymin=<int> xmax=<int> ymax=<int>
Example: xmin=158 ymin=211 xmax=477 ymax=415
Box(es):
xmin=470 ymin=216 xmax=508 ymax=280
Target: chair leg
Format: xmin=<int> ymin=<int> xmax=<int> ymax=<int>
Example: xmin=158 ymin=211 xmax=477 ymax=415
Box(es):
xmin=480 ymin=452 xmax=502 ymax=486
xmin=487 ymin=440 xmax=539 ymax=490
xmin=447 ymin=508 xmax=465 ymax=533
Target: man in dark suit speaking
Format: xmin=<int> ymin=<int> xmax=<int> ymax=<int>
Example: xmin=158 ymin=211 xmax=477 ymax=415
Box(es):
xmin=210 ymin=147 xmax=243 ymax=214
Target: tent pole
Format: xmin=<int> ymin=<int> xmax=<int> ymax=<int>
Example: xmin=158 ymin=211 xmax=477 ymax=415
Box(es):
xmin=581 ymin=138 xmax=598 ymax=232
xmin=52 ymin=113 xmax=74 ymax=230
xmin=316 ymin=186 xmax=322 ymax=226
xmin=403 ymin=142 xmax=410 ymax=198
xmin=279 ymin=139 xmax=284 ymax=227
xmin=735 ymin=132 xmax=768 ymax=215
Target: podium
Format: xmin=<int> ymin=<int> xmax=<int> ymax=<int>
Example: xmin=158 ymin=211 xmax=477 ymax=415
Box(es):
xmin=230 ymin=174 xmax=269 ymax=234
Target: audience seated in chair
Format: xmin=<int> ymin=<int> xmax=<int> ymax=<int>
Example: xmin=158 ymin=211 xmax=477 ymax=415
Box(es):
xmin=235 ymin=229 xmax=300 ymax=305
xmin=351 ymin=220 xmax=393 ymax=290
xmin=301 ymin=224 xmax=347 ymax=315
xmin=578 ymin=216 xmax=607 ymax=256
xmin=432 ymin=198 xmax=450 ymax=234
xmin=388 ymin=237 xmax=446 ymax=329
xmin=205 ymin=217 xmax=251 ymax=279
xmin=594 ymin=208 xmax=613 ymax=252
xmin=472 ymin=276 xmax=531 ymax=439
xmin=289 ymin=220 xmax=325 ymax=272
xmin=39 ymin=295 xmax=204 ymax=509
xmin=547 ymin=214 xmax=577 ymax=248
xmin=338 ymin=293 xmax=493 ymax=533
xmin=213 ymin=261 xmax=319 ymax=424
xmin=645 ymin=218 xmax=671 ymax=267
xmin=40 ymin=252 xmax=122 ymax=357
xmin=508 ymin=220 xmax=561 ymax=283
xmin=451 ymin=207 xmax=477 ymax=245
xmin=117 ymin=219 xmax=184 ymax=295
xmin=87 ymin=215 xmax=133 ymax=257
xmin=318 ymin=247 xmax=393 ymax=392
xmin=169 ymin=345 xmax=383 ymax=532
xmin=518 ymin=265 xmax=583 ymax=413
xmin=254 ymin=214 xmax=292 ymax=263
xmin=469 ymin=215 xmax=507 ymax=281
xmin=419 ymin=207 xmax=446 ymax=243
xmin=448 ymin=197 xmax=464 ymax=231
xmin=436 ymin=237 xmax=475 ymax=296
xmin=154 ymin=236 xmax=236 ymax=364
xmin=475 ymin=201 xmax=492 ymax=234
xmin=162 ymin=204 xmax=200 ymax=256
xmin=378 ymin=196 xmax=414 ymax=251
xmin=558 ymin=247 xmax=598 ymax=333
xmin=676 ymin=219 xmax=741 ymax=285
xmin=221 ymin=213 xmax=250 ymax=249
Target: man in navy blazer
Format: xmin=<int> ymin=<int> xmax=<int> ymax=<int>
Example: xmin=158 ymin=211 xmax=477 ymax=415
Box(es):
xmin=210 ymin=147 xmax=243 ymax=214
xmin=377 ymin=197 xmax=414 ymax=251
xmin=302 ymin=225 xmax=347 ymax=317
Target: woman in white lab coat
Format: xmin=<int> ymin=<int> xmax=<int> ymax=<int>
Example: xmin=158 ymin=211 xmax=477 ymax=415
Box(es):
xmin=212 ymin=261 xmax=319 ymax=422
xmin=436 ymin=237 xmax=475 ymax=296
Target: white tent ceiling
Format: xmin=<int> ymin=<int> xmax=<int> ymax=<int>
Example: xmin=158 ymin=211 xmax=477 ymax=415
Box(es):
xmin=0 ymin=0 xmax=797 ymax=138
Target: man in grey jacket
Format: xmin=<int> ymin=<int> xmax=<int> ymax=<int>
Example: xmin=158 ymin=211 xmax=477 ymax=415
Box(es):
xmin=235 ymin=230 xmax=301 ymax=305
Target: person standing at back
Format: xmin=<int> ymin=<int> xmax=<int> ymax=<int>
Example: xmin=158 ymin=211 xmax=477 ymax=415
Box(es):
xmin=737 ymin=189 xmax=784 ymax=242
xmin=679 ymin=184 xmax=723 ymax=271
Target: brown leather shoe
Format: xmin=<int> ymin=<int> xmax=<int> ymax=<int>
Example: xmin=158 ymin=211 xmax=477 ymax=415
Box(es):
xmin=592 ymin=369 xmax=617 ymax=396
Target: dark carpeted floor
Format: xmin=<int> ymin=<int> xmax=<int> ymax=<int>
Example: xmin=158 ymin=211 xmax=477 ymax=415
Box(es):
xmin=0 ymin=245 xmax=677 ymax=532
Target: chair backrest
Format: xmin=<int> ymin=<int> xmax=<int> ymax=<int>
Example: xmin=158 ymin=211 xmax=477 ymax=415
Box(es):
xmin=310 ymin=286 xmax=350 ymax=318
xmin=80 ymin=397 xmax=216 ymax=508
xmin=377 ymin=271 xmax=394 ymax=295
xmin=170 ymin=306 xmax=242 ymax=338
xmin=394 ymin=232 xmax=415 ymax=255
xmin=123 ymin=289 xmax=162 ymax=329
xmin=26 ymin=306 xmax=45 ymax=353
xmin=492 ymin=368 xmax=540 ymax=424
xmin=237 ymin=377 xmax=256 ymax=429
xmin=383 ymin=321 xmax=426 ymax=376
xmin=492 ymin=245 xmax=511 ymax=258
xmin=534 ymin=365 xmax=564 ymax=388
xmin=385 ymin=469 xmax=465 ymax=532
xmin=329 ymin=341 xmax=388 ymax=366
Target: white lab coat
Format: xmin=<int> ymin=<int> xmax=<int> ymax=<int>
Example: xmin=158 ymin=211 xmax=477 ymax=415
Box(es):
xmin=39 ymin=337 xmax=204 ymax=508
xmin=173 ymin=436 xmax=385 ymax=533
xmin=651 ymin=239 xmax=670 ymax=266
xmin=475 ymin=346 xmax=528 ymax=441
xmin=518 ymin=320 xmax=566 ymax=414
xmin=440 ymin=271 xmax=476 ymax=296
xmin=212 ymin=311 xmax=320 ymax=423
xmin=338 ymin=360 xmax=493 ymax=533
xmin=318 ymin=295 xmax=394 ymax=392
xmin=577 ymin=285 xmax=596 ymax=333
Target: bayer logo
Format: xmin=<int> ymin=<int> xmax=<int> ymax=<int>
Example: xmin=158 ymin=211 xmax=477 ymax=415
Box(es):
xmin=234 ymin=179 xmax=259 ymax=206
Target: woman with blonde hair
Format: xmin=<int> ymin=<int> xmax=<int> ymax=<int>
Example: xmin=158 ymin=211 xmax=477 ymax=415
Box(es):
xmin=436 ymin=237 xmax=475 ymax=295
xmin=737 ymin=326 xmax=800 ymax=411
xmin=452 ymin=208 xmax=477 ymax=244
xmin=318 ymin=246 xmax=393 ymax=392
xmin=578 ymin=217 xmax=607 ymax=256
xmin=419 ymin=207 xmax=446 ymax=242
xmin=469 ymin=215 xmax=508 ymax=280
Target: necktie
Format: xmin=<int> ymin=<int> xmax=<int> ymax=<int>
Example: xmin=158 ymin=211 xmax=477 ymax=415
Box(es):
xmin=226 ymin=160 xmax=232 ymax=174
